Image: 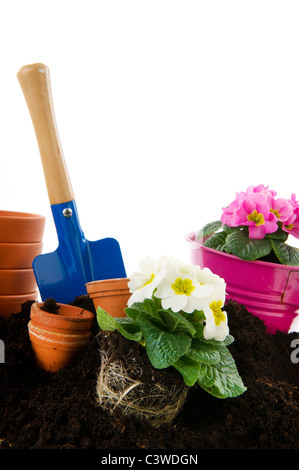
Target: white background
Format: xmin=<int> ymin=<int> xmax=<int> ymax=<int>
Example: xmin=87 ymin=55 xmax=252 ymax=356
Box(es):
xmin=1 ymin=1 xmax=299 ymax=277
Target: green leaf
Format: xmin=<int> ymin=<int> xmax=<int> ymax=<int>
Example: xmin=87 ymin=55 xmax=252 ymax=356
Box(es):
xmin=173 ymin=355 xmax=201 ymax=386
xmin=197 ymin=348 xmax=247 ymax=398
xmin=136 ymin=316 xmax=192 ymax=369
xmin=116 ymin=318 xmax=143 ymax=342
xmin=142 ymin=298 xmax=159 ymax=316
xmin=125 ymin=302 xmax=145 ymax=320
xmin=186 ymin=310 xmax=206 ymax=323
xmin=193 ymin=322 xmax=205 ymax=339
xmin=222 ymin=224 xmax=240 ymax=234
xmin=126 ymin=301 xmax=166 ymax=330
xmin=187 ymin=339 xmax=221 ymax=365
xmin=97 ymin=306 xmax=119 ymax=331
xmin=197 ymin=220 xmax=223 ymax=239
xmin=158 ymin=308 xmax=196 ymax=336
xmin=225 ymin=230 xmax=272 ymax=260
xmin=97 ymin=307 xmax=142 ymax=342
xmin=266 ymin=228 xmax=288 ymax=242
xmin=203 ymin=231 xmax=228 ymax=251
xmin=270 ymin=239 xmax=299 ymax=266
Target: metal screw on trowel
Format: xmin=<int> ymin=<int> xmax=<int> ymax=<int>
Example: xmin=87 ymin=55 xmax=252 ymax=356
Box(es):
xmin=63 ymin=208 xmax=73 ymax=218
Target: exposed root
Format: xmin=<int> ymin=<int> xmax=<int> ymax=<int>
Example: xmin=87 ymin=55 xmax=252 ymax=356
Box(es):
xmin=96 ymin=344 xmax=188 ymax=428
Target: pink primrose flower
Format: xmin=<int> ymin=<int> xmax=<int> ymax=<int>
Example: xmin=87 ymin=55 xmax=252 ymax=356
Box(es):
xmin=282 ymin=194 xmax=299 ymax=238
xmin=221 ymin=185 xmax=277 ymax=228
xmin=220 ymin=185 xmax=299 ymax=240
xmin=247 ymin=184 xmax=277 ymax=197
xmin=234 ymin=192 xmax=278 ymax=239
xmin=267 ymin=196 xmax=295 ymax=224
xmin=221 ymin=191 xmax=247 ymax=226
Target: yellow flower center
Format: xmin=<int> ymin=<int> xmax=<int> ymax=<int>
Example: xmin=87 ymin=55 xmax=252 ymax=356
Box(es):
xmin=285 ymin=223 xmax=294 ymax=230
xmin=140 ymin=273 xmax=155 ymax=289
xmin=171 ymin=277 xmax=195 ymax=296
xmin=209 ymin=300 xmax=226 ymax=326
xmin=270 ymin=208 xmax=281 ymax=219
xmin=247 ymin=209 xmax=265 ymax=226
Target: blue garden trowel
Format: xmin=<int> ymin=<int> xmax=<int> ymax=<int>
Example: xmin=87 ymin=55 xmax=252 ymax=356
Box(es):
xmin=17 ymin=63 xmax=126 ymax=304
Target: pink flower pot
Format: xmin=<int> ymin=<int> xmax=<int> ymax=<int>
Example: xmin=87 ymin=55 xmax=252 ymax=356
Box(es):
xmin=185 ymin=232 xmax=299 ymax=334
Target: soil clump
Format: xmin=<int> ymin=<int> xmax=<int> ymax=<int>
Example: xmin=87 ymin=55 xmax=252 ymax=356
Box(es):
xmin=40 ymin=298 xmax=60 ymax=314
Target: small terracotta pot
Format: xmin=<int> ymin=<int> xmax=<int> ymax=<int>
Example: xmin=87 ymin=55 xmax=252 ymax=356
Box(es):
xmin=28 ymin=302 xmax=94 ymax=372
xmin=86 ymin=278 xmax=131 ymax=318
xmin=0 ymin=268 xmax=37 ymax=295
xmin=0 ymin=292 xmax=38 ymax=317
xmin=0 ymin=241 xmax=43 ymax=269
xmin=0 ymin=210 xmax=45 ymax=243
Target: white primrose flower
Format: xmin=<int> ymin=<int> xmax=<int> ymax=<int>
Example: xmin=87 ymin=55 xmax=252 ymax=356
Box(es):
xmin=127 ymin=256 xmax=167 ymax=306
xmin=154 ymin=257 xmax=214 ymax=314
xmin=203 ymin=300 xmax=229 ymax=342
xmin=192 ymin=265 xmax=229 ymax=341
xmin=192 ymin=266 xmax=226 ymax=304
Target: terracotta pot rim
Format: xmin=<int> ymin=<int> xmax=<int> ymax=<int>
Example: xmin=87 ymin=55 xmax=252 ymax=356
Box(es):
xmin=0 ymin=269 xmax=36 ymax=295
xmin=0 ymin=267 xmax=35 ymax=273
xmin=185 ymin=231 xmax=299 ymax=271
xmin=0 ymin=242 xmax=43 ymax=269
xmin=86 ymin=277 xmax=130 ymax=294
xmin=0 ymin=291 xmax=37 ymax=300
xmin=0 ymin=210 xmax=45 ymax=221
xmin=0 ymin=211 xmax=46 ymax=243
xmin=31 ymin=302 xmax=94 ymax=322
xmin=0 ymin=241 xmax=43 ymax=247
xmin=89 ymin=289 xmax=130 ymax=297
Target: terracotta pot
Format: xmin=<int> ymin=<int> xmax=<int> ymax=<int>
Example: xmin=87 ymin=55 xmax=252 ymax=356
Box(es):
xmin=0 ymin=210 xmax=45 ymax=243
xmin=185 ymin=232 xmax=299 ymax=334
xmin=0 ymin=242 xmax=43 ymax=269
xmin=28 ymin=302 xmax=94 ymax=372
xmin=0 ymin=292 xmax=38 ymax=317
xmin=0 ymin=268 xmax=37 ymax=295
xmin=86 ymin=278 xmax=131 ymax=318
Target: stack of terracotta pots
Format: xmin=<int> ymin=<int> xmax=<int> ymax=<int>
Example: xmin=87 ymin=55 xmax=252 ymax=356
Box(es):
xmin=28 ymin=301 xmax=94 ymax=372
xmin=0 ymin=210 xmax=46 ymax=317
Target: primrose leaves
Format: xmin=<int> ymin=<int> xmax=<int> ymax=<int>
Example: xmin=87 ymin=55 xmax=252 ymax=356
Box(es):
xmin=203 ymin=231 xmax=228 ymax=252
xmin=173 ymin=355 xmax=201 ymax=387
xmin=158 ymin=308 xmax=197 ymax=336
xmin=187 ymin=339 xmax=221 ymax=365
xmin=197 ymin=220 xmax=223 ymax=239
xmin=96 ymin=306 xmax=119 ymax=332
xmin=225 ymin=230 xmax=272 ymax=260
xmin=197 ymin=348 xmax=247 ymax=398
xmin=270 ymin=239 xmax=299 ymax=266
xmin=135 ymin=315 xmax=192 ymax=369
xmin=96 ymin=307 xmax=142 ymax=342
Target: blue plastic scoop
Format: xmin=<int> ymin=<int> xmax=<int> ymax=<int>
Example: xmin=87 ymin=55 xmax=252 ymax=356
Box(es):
xmin=17 ymin=63 xmax=126 ymax=304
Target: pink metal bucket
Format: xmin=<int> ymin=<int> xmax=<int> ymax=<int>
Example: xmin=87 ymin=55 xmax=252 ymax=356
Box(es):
xmin=185 ymin=232 xmax=299 ymax=334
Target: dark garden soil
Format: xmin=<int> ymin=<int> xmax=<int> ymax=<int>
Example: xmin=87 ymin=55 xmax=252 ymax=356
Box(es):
xmin=0 ymin=296 xmax=298 ymax=451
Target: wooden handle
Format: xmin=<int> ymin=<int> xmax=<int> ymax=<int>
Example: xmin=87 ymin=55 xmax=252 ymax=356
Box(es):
xmin=17 ymin=63 xmax=74 ymax=205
